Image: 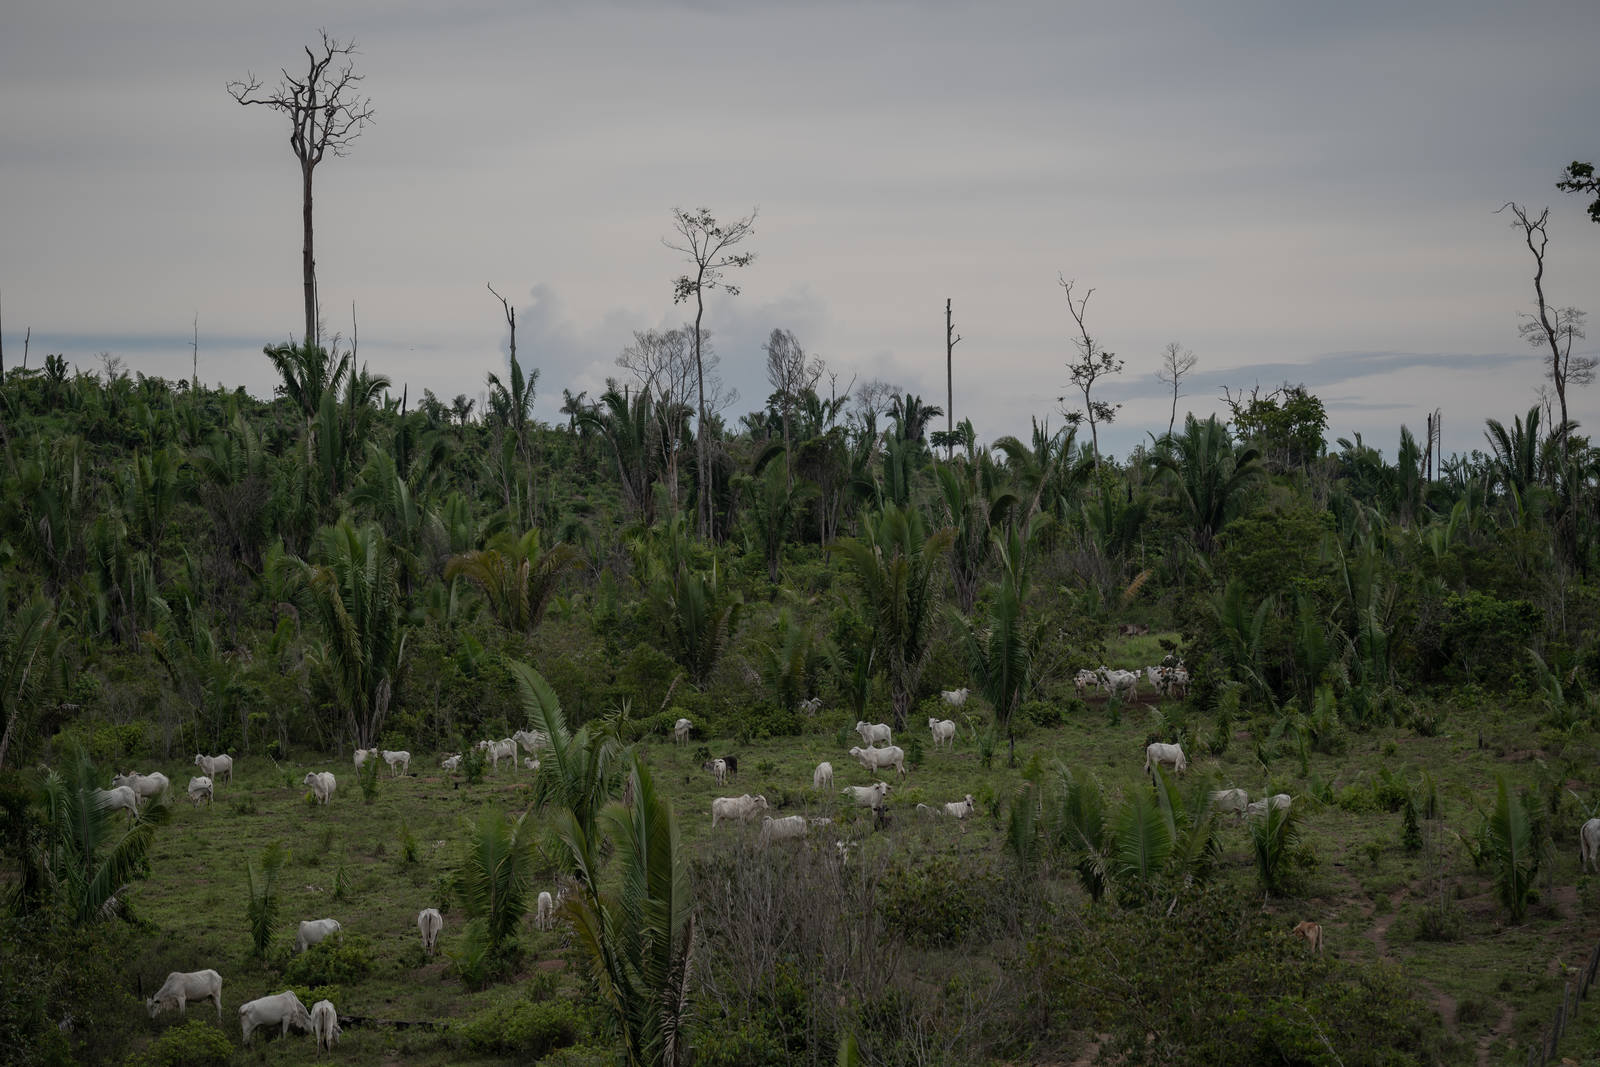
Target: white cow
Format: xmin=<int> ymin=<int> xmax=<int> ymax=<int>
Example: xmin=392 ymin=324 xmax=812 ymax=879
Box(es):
xmin=1099 ymin=668 xmax=1139 ymax=700
xmin=536 ymin=890 xmax=555 ymax=930
xmin=760 ymin=815 xmax=808 ymax=844
xmin=849 ymin=744 xmax=907 ymax=778
xmin=1167 ymin=666 xmax=1190 ymax=698
xmin=417 ymin=907 xmax=443 ymax=954
xmin=112 ymin=771 xmax=170 ymax=802
xmin=147 ymin=969 xmax=223 ymax=1020
xmin=523 ymin=757 xmax=541 ymax=772
xmin=1143 ymin=743 xmax=1187 ymax=776
xmin=710 ymin=794 xmax=770 ymax=828
xmin=799 ymin=696 xmax=823 ymax=716
xmin=705 ymin=757 xmax=728 ymax=786
xmin=186 ymin=776 xmax=213 ymax=806
xmin=296 ymin=917 xmax=342 ymax=953
xmin=352 ymin=748 xmax=376 ymax=770
xmin=310 ymin=998 xmax=341 ymax=1053
xmin=193 ymin=753 xmax=232 ymax=784
xmin=813 ymin=761 xmax=834 ymax=790
xmin=239 ymin=990 xmax=312 ymax=1045
xmin=381 ymin=749 xmax=411 ymax=777
xmin=854 ymin=721 xmax=892 ymax=748
xmin=673 ymin=718 xmax=692 ymax=745
xmin=842 ymin=781 xmax=892 ymax=811
xmin=943 ymin=794 xmax=976 ymax=819
xmin=303 ymin=771 xmax=336 ymax=805
xmin=1246 ymin=794 xmax=1293 ymax=818
xmin=928 ymin=718 xmax=957 ymax=748
xmin=97 ymin=785 xmax=139 ymax=818
xmin=1210 ymin=788 xmax=1249 ymax=819
xmin=440 ymin=754 xmax=462 ymax=772
xmin=940 ymin=687 xmax=970 ymax=709
xmin=476 ymin=737 xmax=517 ymax=770
xmin=512 ymin=729 xmax=550 ymax=756
xmin=1582 ymin=818 xmax=1600 ymax=874
xmin=1074 ymin=668 xmax=1098 ymax=697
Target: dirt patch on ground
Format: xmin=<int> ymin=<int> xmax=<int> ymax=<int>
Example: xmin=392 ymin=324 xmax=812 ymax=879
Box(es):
xmin=1476 ymin=1004 xmax=1516 ymax=1067
xmin=1364 ymin=886 xmax=1408 ymax=961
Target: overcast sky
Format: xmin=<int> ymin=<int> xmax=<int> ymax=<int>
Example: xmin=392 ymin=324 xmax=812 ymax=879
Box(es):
xmin=4 ymin=0 xmax=1598 ymax=460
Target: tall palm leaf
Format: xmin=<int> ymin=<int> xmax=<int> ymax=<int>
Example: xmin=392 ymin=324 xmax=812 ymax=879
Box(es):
xmin=0 ymin=594 xmax=64 ymax=770
xmin=1486 ymin=775 xmax=1538 ymax=922
xmin=1152 ymin=414 xmax=1264 ymax=553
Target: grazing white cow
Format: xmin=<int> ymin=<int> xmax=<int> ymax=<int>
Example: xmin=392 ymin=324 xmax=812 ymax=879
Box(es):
xmin=855 ymin=721 xmax=893 ymax=748
xmin=440 ymin=754 xmax=462 ymax=772
xmin=813 ymin=762 xmax=834 ymax=790
xmin=673 ymin=718 xmax=692 ymax=745
xmin=310 ymin=998 xmax=341 ymax=1053
xmin=112 ymin=771 xmax=170 ymax=802
xmin=303 ymin=771 xmax=337 ymax=805
xmin=1167 ymin=666 xmax=1190 ymax=699
xmin=352 ymin=748 xmax=376 ymax=770
xmin=239 ymin=990 xmax=312 ymax=1045
xmin=97 ymin=785 xmax=139 ymax=818
xmin=381 ymin=749 xmax=411 ymax=777
xmin=940 ymin=687 xmax=970 ymax=709
xmin=760 ymin=815 xmax=808 ymax=844
xmin=799 ymin=696 xmax=823 ymax=716
xmin=928 ymin=718 xmax=957 ymax=748
xmin=296 ymin=918 xmax=342 ymax=953
xmin=849 ymin=744 xmax=907 ymax=778
xmin=710 ymin=794 xmax=770 ymax=827
xmin=193 ymin=753 xmax=232 ymax=784
xmin=842 ymin=781 xmax=892 ymax=811
xmin=147 ymin=969 xmax=223 ymax=1020
xmin=536 ymin=890 xmax=555 ymax=930
xmin=417 ymin=907 xmax=443 ymax=954
xmin=512 ymin=729 xmax=550 ymax=756
xmin=1074 ymin=669 xmax=1098 ymax=697
xmin=943 ymin=794 xmax=976 ymax=819
xmin=1582 ymin=818 xmax=1600 ymax=873
xmin=1143 ymin=742 xmax=1187 ymax=776
xmin=1291 ymin=920 xmax=1324 ymax=953
xmin=1210 ymin=788 xmax=1249 ymax=819
xmin=1246 ymin=794 xmax=1293 ymax=818
xmin=186 ymin=776 xmax=214 ymax=806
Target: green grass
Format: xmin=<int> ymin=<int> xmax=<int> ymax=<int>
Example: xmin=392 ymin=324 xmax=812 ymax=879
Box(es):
xmin=121 ymin=690 xmax=1600 ymax=1064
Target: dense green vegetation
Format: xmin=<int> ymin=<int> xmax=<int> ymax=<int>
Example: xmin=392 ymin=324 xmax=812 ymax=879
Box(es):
xmin=2 ymin=344 xmax=1599 ymax=1065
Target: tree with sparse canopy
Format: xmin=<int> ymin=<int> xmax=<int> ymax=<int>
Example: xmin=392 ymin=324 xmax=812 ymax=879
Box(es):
xmin=229 ymin=31 xmax=375 ymax=347
xmin=1056 ymin=277 xmax=1124 ymax=472
xmin=1499 ymin=202 xmax=1590 ymax=437
xmin=666 ymin=208 xmax=756 ymax=539
xmin=1557 ymin=160 xmax=1600 ymax=224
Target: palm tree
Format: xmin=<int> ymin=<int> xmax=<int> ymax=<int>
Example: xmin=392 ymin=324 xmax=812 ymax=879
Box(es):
xmin=287 ymin=519 xmax=408 ymax=749
xmin=831 ymin=505 xmax=954 ymax=730
xmin=514 ymin=662 xmax=624 ymax=851
xmin=888 ymin=393 xmax=943 ymax=447
xmin=263 ymin=341 xmax=350 ymax=423
xmin=954 ymin=514 xmax=1049 ymax=763
xmin=738 ymin=448 xmax=817 ymax=584
xmin=1483 ymin=406 xmax=1543 ymax=501
xmin=446 ymin=529 xmax=583 ymax=633
xmin=1486 ymin=775 xmax=1538 ymax=922
xmin=456 ymin=807 xmax=539 ymax=957
xmin=18 ymin=749 xmax=169 ymax=922
xmin=1151 ymin=414 xmax=1264 ymax=553
xmin=559 ymin=757 xmax=696 ymax=1067
xmin=992 ymin=419 xmax=1088 ymax=528
xmin=0 ymin=593 xmax=64 ymax=771
xmin=581 ymin=385 xmax=660 ymax=524
xmin=486 ymin=343 xmax=538 ymax=467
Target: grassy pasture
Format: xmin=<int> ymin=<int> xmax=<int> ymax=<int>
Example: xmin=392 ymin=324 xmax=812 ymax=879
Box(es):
xmin=118 ymin=644 xmax=1600 ymax=1065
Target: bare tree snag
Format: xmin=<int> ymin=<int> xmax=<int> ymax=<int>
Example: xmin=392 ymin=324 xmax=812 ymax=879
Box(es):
xmin=945 ymin=299 xmax=961 ymax=461
xmin=229 ymin=31 xmax=375 ymax=348
xmin=1157 ymin=341 xmax=1198 ymax=439
xmin=1498 ymin=202 xmax=1592 ymax=440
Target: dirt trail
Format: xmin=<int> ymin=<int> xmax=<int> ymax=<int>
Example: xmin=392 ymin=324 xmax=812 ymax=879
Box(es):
xmin=1476 ymin=1004 xmax=1516 ymax=1067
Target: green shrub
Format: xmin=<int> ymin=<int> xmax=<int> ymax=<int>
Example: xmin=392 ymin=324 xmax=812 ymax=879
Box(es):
xmin=358 ymin=755 xmax=380 ymax=803
xmin=463 ymin=746 xmax=486 ymax=784
xmin=283 ymin=934 xmax=373 ymax=986
xmin=125 ymin=1019 xmax=233 ymax=1067
xmin=878 ymin=855 xmax=1009 ymax=947
xmin=450 ymin=992 xmax=584 ymax=1057
xmin=1020 ymin=700 xmax=1061 ymax=728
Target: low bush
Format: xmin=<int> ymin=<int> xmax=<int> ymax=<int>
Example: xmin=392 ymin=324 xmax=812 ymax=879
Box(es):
xmin=282 ymin=934 xmax=373 ymax=986
xmin=126 ymin=1019 xmax=233 ymax=1067
xmin=878 ymin=854 xmax=1011 ymax=947
xmin=449 ymin=992 xmax=585 ymax=1058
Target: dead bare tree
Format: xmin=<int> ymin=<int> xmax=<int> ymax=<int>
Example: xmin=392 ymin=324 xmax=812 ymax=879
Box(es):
xmin=1056 ymin=276 xmax=1124 ymax=472
xmin=1156 ymin=341 xmax=1198 ymax=439
xmin=763 ymin=328 xmax=824 ymax=485
xmin=1498 ymin=203 xmax=1591 ymax=438
xmin=666 ymin=207 xmax=757 ymax=539
xmin=945 ymin=298 xmax=962 ymax=461
xmin=229 ymin=31 xmax=375 ymax=347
